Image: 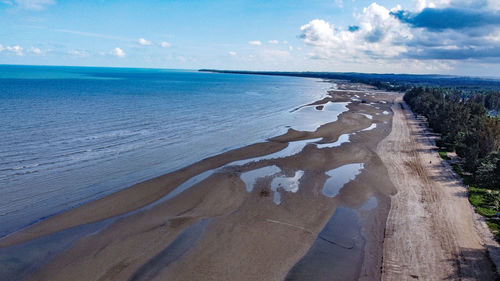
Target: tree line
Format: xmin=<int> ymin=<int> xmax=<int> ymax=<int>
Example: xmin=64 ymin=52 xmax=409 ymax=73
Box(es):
xmin=404 ymin=87 xmax=500 ymax=189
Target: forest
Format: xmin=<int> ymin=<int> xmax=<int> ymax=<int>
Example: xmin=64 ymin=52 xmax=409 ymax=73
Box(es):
xmin=404 ymin=87 xmax=500 ymax=237
xmin=404 ymin=87 xmax=500 ymax=189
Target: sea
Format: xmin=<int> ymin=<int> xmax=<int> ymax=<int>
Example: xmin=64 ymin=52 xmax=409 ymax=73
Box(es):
xmin=0 ymin=65 xmax=335 ymax=237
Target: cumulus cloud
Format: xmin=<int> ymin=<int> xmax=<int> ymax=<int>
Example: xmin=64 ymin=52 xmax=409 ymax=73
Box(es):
xmin=248 ymin=40 xmax=262 ymax=46
xmin=111 ymin=47 xmax=125 ymax=57
xmin=300 ymin=4 xmax=411 ymax=60
xmin=13 ymin=0 xmax=55 ymax=10
xmin=228 ymin=51 xmax=237 ymax=56
xmin=268 ymin=40 xmax=279 ymax=44
xmin=138 ymin=38 xmax=152 ymax=46
xmin=299 ymin=0 xmax=500 ymax=66
xmin=160 ymin=41 xmax=171 ymax=47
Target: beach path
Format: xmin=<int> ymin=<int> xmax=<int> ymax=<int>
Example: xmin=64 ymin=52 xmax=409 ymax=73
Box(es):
xmin=378 ymin=97 xmax=498 ymax=280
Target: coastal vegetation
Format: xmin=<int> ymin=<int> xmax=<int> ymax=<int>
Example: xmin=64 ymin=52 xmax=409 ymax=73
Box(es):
xmin=404 ymin=87 xmax=500 ymax=239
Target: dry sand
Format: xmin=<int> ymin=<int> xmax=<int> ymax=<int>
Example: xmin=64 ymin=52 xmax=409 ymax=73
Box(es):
xmin=379 ymin=99 xmax=499 ymax=280
xmin=1 ymin=81 xmax=498 ymax=281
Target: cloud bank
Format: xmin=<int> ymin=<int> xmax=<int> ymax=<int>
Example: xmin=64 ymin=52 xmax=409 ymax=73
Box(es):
xmin=299 ymin=0 xmax=500 ymax=68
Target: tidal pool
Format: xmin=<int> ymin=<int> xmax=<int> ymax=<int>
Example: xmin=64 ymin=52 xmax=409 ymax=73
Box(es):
xmin=322 ymin=163 xmax=365 ymax=197
xmin=291 ymin=102 xmax=349 ymax=132
xmin=240 ymin=165 xmax=281 ymax=192
xmin=316 ymin=134 xmax=351 ymax=149
xmin=271 ymin=170 xmax=305 ymax=204
xmin=361 ymin=123 xmax=377 ymax=131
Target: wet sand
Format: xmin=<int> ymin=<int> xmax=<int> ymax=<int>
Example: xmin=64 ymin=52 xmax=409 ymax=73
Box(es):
xmin=1 ymin=80 xmax=496 ymax=280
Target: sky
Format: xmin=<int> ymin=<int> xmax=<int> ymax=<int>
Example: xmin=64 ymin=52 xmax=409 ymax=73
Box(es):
xmin=1 ymin=0 xmax=500 ymax=76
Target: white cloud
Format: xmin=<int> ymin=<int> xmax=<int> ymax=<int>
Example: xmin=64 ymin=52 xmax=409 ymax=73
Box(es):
xmin=282 ymin=40 xmax=289 ymax=44
xmin=29 ymin=46 xmax=42 ymax=54
xmin=228 ymin=51 xmax=237 ymax=56
xmin=335 ymin=0 xmax=343 ymax=8
xmin=0 ymin=44 xmax=3 ymax=52
xmin=5 ymin=45 xmax=24 ymax=56
xmin=289 ymin=46 xmax=294 ymax=51
xmin=248 ymin=40 xmax=262 ymax=46
xmin=14 ymin=0 xmax=55 ymax=10
xmin=300 ymin=3 xmax=412 ymax=60
xmin=138 ymin=38 xmax=152 ymax=46
xmin=268 ymin=40 xmax=279 ymax=44
xmin=111 ymin=47 xmax=125 ymax=58
xmin=298 ymin=0 xmax=500 ymax=74
xmin=300 ymin=19 xmax=336 ymax=47
xmin=160 ymin=41 xmax=171 ymax=47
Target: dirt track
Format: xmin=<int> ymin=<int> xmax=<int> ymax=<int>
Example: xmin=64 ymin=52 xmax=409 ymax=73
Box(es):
xmin=378 ymin=98 xmax=498 ymax=280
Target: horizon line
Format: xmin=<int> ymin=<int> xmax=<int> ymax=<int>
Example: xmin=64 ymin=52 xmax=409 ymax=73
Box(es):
xmin=1 ymin=63 xmax=500 ymax=80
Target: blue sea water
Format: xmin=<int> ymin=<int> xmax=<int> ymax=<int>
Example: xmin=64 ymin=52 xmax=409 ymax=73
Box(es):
xmin=0 ymin=65 xmax=335 ymax=237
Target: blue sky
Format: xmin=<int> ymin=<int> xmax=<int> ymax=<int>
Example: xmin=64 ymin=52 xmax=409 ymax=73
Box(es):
xmin=1 ymin=0 xmax=500 ymax=76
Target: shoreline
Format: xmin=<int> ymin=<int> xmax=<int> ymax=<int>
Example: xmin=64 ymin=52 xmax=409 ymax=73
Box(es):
xmin=1 ymin=81 xmax=399 ymax=280
xmin=3 ymin=80 xmax=494 ymax=280
xmin=0 ymin=83 xmax=386 ymax=248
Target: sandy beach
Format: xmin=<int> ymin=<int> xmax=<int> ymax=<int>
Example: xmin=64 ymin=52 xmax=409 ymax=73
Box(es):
xmin=0 ymin=81 xmax=497 ymax=280
xmin=379 ymin=100 xmax=499 ymax=280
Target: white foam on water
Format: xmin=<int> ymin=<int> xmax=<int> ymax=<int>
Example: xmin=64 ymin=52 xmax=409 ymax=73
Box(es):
xmin=322 ymin=163 xmax=364 ymax=197
xmin=382 ymin=111 xmax=390 ymax=115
